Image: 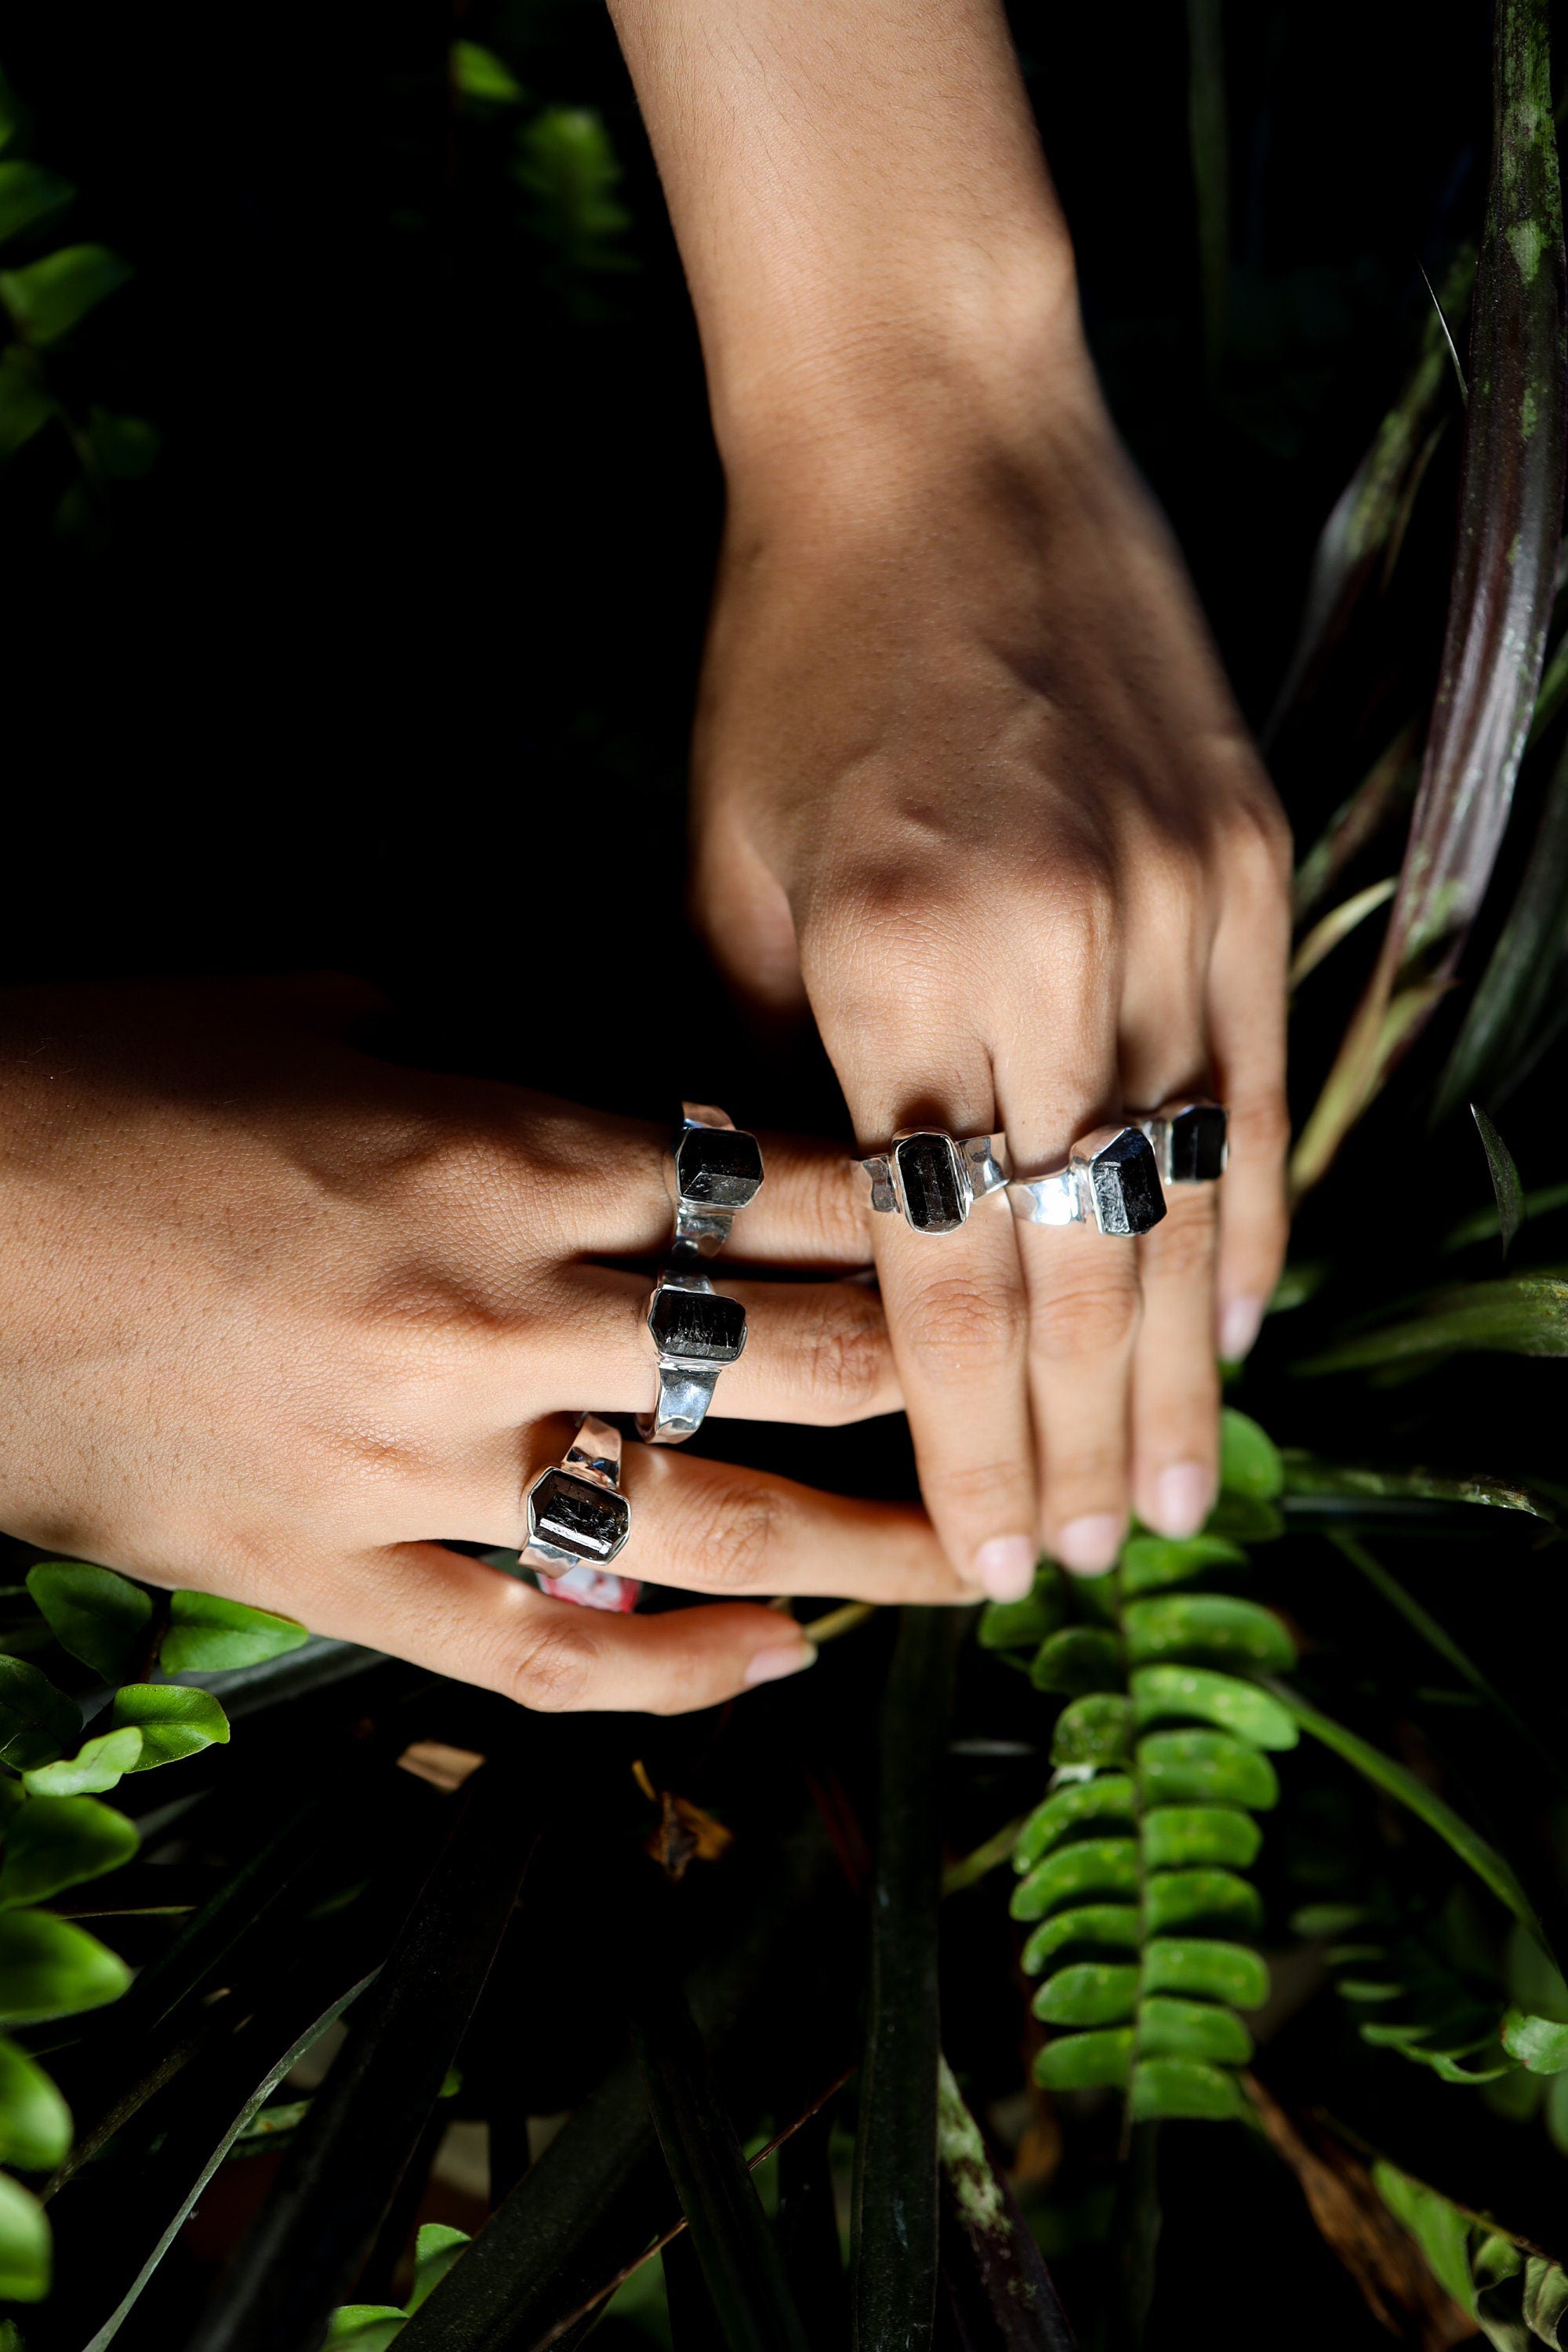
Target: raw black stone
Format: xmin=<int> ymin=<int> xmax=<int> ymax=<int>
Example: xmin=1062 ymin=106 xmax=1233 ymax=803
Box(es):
xmin=674 ymin=1125 xmax=764 ymax=1209
xmin=1088 ymin=1130 xmax=1166 ymax=1236
xmin=1168 ymin=1103 xmax=1228 ymax=1184
xmin=529 ymin=1470 xmax=631 ymax=1563
xmin=649 ymin=1283 xmax=747 ymax=1363
xmin=895 ymin=1132 xmax=965 ymax=1232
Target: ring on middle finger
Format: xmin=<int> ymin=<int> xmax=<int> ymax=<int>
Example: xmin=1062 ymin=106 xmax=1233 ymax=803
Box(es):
xmin=855 ymin=1129 xmax=1010 ymax=1236
xmin=1007 ymin=1124 xmax=1167 ymax=1238
xmin=637 ymin=1269 xmax=748 ymax=1444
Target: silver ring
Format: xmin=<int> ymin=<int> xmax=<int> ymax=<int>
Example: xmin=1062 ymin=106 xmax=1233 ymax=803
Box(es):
xmin=523 ymin=1414 xmax=633 ymax=1587
xmin=1133 ymin=1098 xmax=1229 ymax=1185
xmin=637 ymin=1269 xmax=747 ymax=1444
xmin=665 ymin=1102 xmax=764 ymax=1261
xmin=1007 ymin=1125 xmax=1167 ymax=1238
xmin=855 ymin=1130 xmax=1009 ymax=1236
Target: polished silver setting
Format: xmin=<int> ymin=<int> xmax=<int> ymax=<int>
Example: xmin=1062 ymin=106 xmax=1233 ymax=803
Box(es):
xmin=855 ymin=1130 xmax=1010 ymax=1236
xmin=522 ymin=1413 xmax=632 ymax=1576
xmin=1007 ymin=1125 xmax=1167 ymax=1238
xmin=1134 ymin=1098 xmax=1229 ymax=1185
xmin=665 ymin=1102 xmax=764 ymax=1262
xmin=637 ymin=1269 xmax=748 ymax=1444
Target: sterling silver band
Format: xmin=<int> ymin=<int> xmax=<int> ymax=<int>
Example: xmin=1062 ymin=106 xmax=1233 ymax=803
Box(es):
xmin=637 ymin=1269 xmax=748 ymax=1444
xmin=855 ymin=1130 xmax=1010 ymax=1236
xmin=1133 ymin=1098 xmax=1229 ymax=1185
xmin=1007 ymin=1125 xmax=1167 ymax=1239
xmin=666 ymin=1102 xmax=764 ymax=1261
xmin=522 ymin=1413 xmax=633 ymax=1576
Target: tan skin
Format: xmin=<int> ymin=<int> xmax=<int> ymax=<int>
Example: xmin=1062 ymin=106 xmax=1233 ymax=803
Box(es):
xmin=609 ymin=0 xmax=1292 ymax=1593
xmin=0 ymin=981 xmax=967 ymax=1715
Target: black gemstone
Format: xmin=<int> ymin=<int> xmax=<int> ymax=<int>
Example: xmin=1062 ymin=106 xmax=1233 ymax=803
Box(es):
xmin=649 ymin=1284 xmax=747 ymax=1363
xmin=895 ymin=1132 xmax=966 ymax=1233
xmin=530 ymin=1469 xmax=631 ymax=1563
xmin=1088 ymin=1130 xmax=1166 ymax=1237
xmin=1169 ymin=1103 xmax=1228 ymax=1184
xmin=674 ymin=1126 xmax=764 ymax=1209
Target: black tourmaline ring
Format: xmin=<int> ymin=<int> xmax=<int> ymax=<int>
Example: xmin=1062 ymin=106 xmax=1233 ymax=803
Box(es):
xmin=637 ymin=1269 xmax=748 ymax=1444
xmin=665 ymin=1102 xmax=765 ymax=1261
xmin=1007 ymin=1125 xmax=1167 ymax=1239
xmin=855 ymin=1130 xmax=1010 ymax=1236
xmin=522 ymin=1414 xmax=633 ymax=1577
xmin=1133 ymin=1098 xmax=1229 ymax=1185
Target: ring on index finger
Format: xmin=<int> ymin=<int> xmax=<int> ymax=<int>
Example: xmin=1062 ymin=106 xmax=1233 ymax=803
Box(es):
xmin=1132 ymin=1098 xmax=1229 ymax=1185
xmin=856 ymin=1130 xmax=1010 ymax=1235
xmin=1007 ymin=1125 xmax=1167 ymax=1238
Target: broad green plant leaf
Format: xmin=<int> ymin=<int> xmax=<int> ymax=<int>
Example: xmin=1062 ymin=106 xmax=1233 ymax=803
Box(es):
xmin=1033 ymin=1963 xmax=1138 ymax=2027
xmin=1123 ymin=1594 xmax=1295 ymax=1673
xmin=513 ymin=107 xmax=633 ymax=278
xmin=322 ymin=2308 xmax=406 ymax=2349
xmin=1219 ymin=1409 xmax=1284 ymax=1499
xmin=1501 ymin=2007 xmax=1568 ymax=2071
xmin=1050 ymin=1694 xmax=1134 ymax=1766
xmin=978 ymin=1571 xmax=1065 ymax=1650
xmin=1135 ymin=1730 xmax=1279 ymax=1809
xmin=1022 ymin=1905 xmax=1142 ymax=1974
xmin=1030 ymin=1626 xmax=1123 ymax=1695
xmin=1141 ymin=1939 xmax=1269 ymax=2006
xmin=409 ymin=2223 xmax=470 ymax=2311
xmin=1011 ymin=1837 xmax=1139 ymax=1922
xmin=0 ymin=2169 xmax=49 ymax=2300
xmin=1143 ymin=1867 xmax=1263 ymax=1935
xmin=27 ymin=1561 xmax=152 ymax=1682
xmin=0 ymin=1908 xmax=129 ymax=2023
xmin=1014 ymin=1776 xmax=1136 ymax=1868
xmin=0 ymin=161 xmax=72 ymax=246
xmin=1140 ymin=1806 xmax=1261 ymax=1870
xmin=110 ymin=1683 xmax=230 ymax=1768
xmin=1131 ymin=1665 xmax=1298 ymax=1748
xmin=0 ymin=1794 xmax=137 ymax=1908
xmin=1471 ymin=1105 xmax=1524 ymax=1254
xmin=22 ymin=1726 xmax=144 ymax=1796
xmin=1373 ymin=2162 xmax=1478 ymax=2316
xmin=0 ymin=2036 xmax=71 ymax=2171
xmin=452 ymin=41 xmax=522 ymax=103
xmin=1120 ymin=1534 xmax=1248 ymax=1595
xmin=1136 ymin=1994 xmax=1252 ymax=2063
xmin=159 ymin=1591 xmax=309 ymax=1675
xmin=1128 ymin=2057 xmax=1243 ymax=2121
xmin=0 ymin=243 xmax=131 ymax=343
xmin=1526 ymin=2259 xmax=1568 ymax=2346
xmin=1033 ymin=2027 xmax=1133 ymax=2092
xmin=0 ymin=1657 xmax=80 ymax=1772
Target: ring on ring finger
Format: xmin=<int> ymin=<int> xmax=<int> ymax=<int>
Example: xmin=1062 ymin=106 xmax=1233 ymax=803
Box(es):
xmin=1133 ymin=1098 xmax=1229 ymax=1185
xmin=1007 ymin=1124 xmax=1167 ymax=1237
xmin=856 ymin=1128 xmax=1009 ymax=1235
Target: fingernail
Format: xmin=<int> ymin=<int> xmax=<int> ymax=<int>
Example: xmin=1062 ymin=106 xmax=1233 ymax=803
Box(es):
xmin=743 ymin=1642 xmax=818 ymax=1689
xmin=1219 ymin=1295 xmax=1266 ymax=1362
xmin=1054 ymin=1514 xmax=1125 ymax=1576
xmin=972 ymin=1534 xmax=1038 ymax=1602
xmin=1152 ymin=1461 xmax=1214 ymax=1541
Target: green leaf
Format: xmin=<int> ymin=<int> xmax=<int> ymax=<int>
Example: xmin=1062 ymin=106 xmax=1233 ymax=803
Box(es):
xmin=1373 ymin=2161 xmax=1478 ymax=2317
xmin=1283 ymin=1454 xmax=1556 ymax=1519
xmin=0 ymin=1794 xmax=137 ymax=1908
xmin=452 ymin=40 xmax=523 ymax=103
xmin=1011 ymin=1837 xmax=1139 ymax=1923
xmin=0 ymin=244 xmax=131 ymax=343
xmin=513 ymin=107 xmax=633 ymax=277
xmin=111 ymin=1683 xmax=230 ymax=1768
xmin=1501 ymin=2006 xmax=1568 ymax=2072
xmin=1135 ymin=1730 xmax=1280 ymax=1810
xmin=1471 ymin=1105 xmax=1524 ymax=1256
xmin=1131 ymin=1666 xmax=1298 ymax=1749
xmin=0 ymin=345 xmax=55 ymax=457
xmin=1032 ymin=1964 xmax=1139 ymax=2028
xmin=0 ymin=2036 xmax=71 ymax=2171
xmin=0 ymin=162 xmax=72 ymax=247
xmin=1140 ymin=1806 xmax=1261 ymax=1871
xmin=1143 ymin=1868 xmax=1263 ymax=1936
xmin=0 ymin=1909 xmax=129 ymax=2023
xmin=1525 ymin=2258 xmax=1568 ymax=2347
xmin=1120 ymin=1535 xmax=1248 ymax=1595
xmin=1128 ymin=2058 xmax=1243 ymax=2122
xmin=409 ymin=2221 xmax=470 ymax=2311
xmin=978 ymin=1571 xmax=1065 ymax=1650
xmin=1123 ymin=1595 xmax=1295 ymax=1674
xmin=1219 ymin=1410 xmax=1284 ymax=1499
xmin=1298 ymin=1274 xmax=1568 ymax=1372
xmin=1021 ymin=1905 xmax=1142 ymax=1976
xmin=22 ymin=1725 xmax=144 ymax=1796
xmin=1440 ymin=738 xmax=1568 ymax=1117
xmin=1203 ymin=1493 xmax=1284 ymax=1542
xmin=1142 ymin=1938 xmax=1270 ymax=2007
xmin=1033 ymin=2028 xmax=1134 ymax=2092
xmin=0 ymin=2169 xmax=49 ymax=2299
xmin=1136 ymin=1994 xmax=1251 ymax=2064
xmin=1014 ymin=1775 xmax=1136 ymax=1868
xmin=26 ymin=1561 xmax=152 ymax=1682
xmin=1030 ymin=1627 xmax=1123 ymax=1696
xmin=0 ymin=1657 xmax=81 ymax=1773
xmin=159 ymin=1591 xmax=309 ymax=1675
xmin=322 ymin=2309 xmax=406 ymax=2348
xmin=1050 ymin=1694 xmax=1134 ymax=1767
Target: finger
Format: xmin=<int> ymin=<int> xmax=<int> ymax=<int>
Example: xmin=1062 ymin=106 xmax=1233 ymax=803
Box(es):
xmin=305 ymin=1542 xmax=820 ymax=1715
xmin=1207 ymin=833 xmax=1290 ymax=1362
xmin=1129 ymin=1181 xmax=1221 ymax=1537
xmin=539 ymin=1266 xmax=899 ymax=1425
xmin=1014 ymin=1217 xmax=1141 ymax=1573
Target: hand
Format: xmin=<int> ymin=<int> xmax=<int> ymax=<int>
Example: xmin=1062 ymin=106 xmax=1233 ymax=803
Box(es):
xmin=0 ymin=979 xmax=963 ymax=1713
xmin=691 ymin=384 xmax=1290 ymax=1590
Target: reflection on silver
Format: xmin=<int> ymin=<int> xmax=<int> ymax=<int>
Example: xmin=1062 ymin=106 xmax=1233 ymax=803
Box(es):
xmin=666 ymin=1102 xmax=765 ymax=1261
xmin=855 ymin=1129 xmax=1010 ymax=1235
xmin=1007 ymin=1124 xmax=1167 ymax=1239
xmin=637 ymin=1268 xmax=749 ymax=1444
xmin=1133 ymin=1098 xmax=1229 ymax=1185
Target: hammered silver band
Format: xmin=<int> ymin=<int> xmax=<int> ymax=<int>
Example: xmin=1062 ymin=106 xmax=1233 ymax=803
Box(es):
xmin=637 ymin=1268 xmax=747 ymax=1445
xmin=1133 ymin=1098 xmax=1229 ymax=1185
xmin=855 ymin=1130 xmax=1010 ymax=1236
xmin=666 ymin=1102 xmax=764 ymax=1261
xmin=1007 ymin=1125 xmax=1167 ymax=1239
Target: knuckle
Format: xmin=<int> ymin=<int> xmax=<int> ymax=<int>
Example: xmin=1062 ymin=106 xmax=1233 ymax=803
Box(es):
xmin=1143 ymin=1200 xmax=1217 ymax=1287
xmin=1222 ymin=789 xmax=1293 ymax=892
xmin=1031 ymin=1275 xmax=1141 ymax=1364
xmin=928 ymin=1454 xmax=1033 ymax=1523
xmin=903 ymin=1272 xmax=1027 ymax=1382
xmin=800 ymin=1291 xmax=890 ymax=1417
xmin=1045 ymin=1434 xmax=1130 ymax=1497
xmin=671 ymin=1477 xmax=783 ymax=1592
xmin=504 ymin=1616 xmax=597 ymax=1712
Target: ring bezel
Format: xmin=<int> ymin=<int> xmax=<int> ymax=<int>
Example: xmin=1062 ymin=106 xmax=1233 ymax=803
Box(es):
xmin=524 ymin=1465 xmax=632 ymax=1568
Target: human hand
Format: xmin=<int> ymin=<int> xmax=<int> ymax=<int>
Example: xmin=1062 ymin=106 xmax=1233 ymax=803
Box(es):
xmin=0 ymin=979 xmax=963 ymax=1713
